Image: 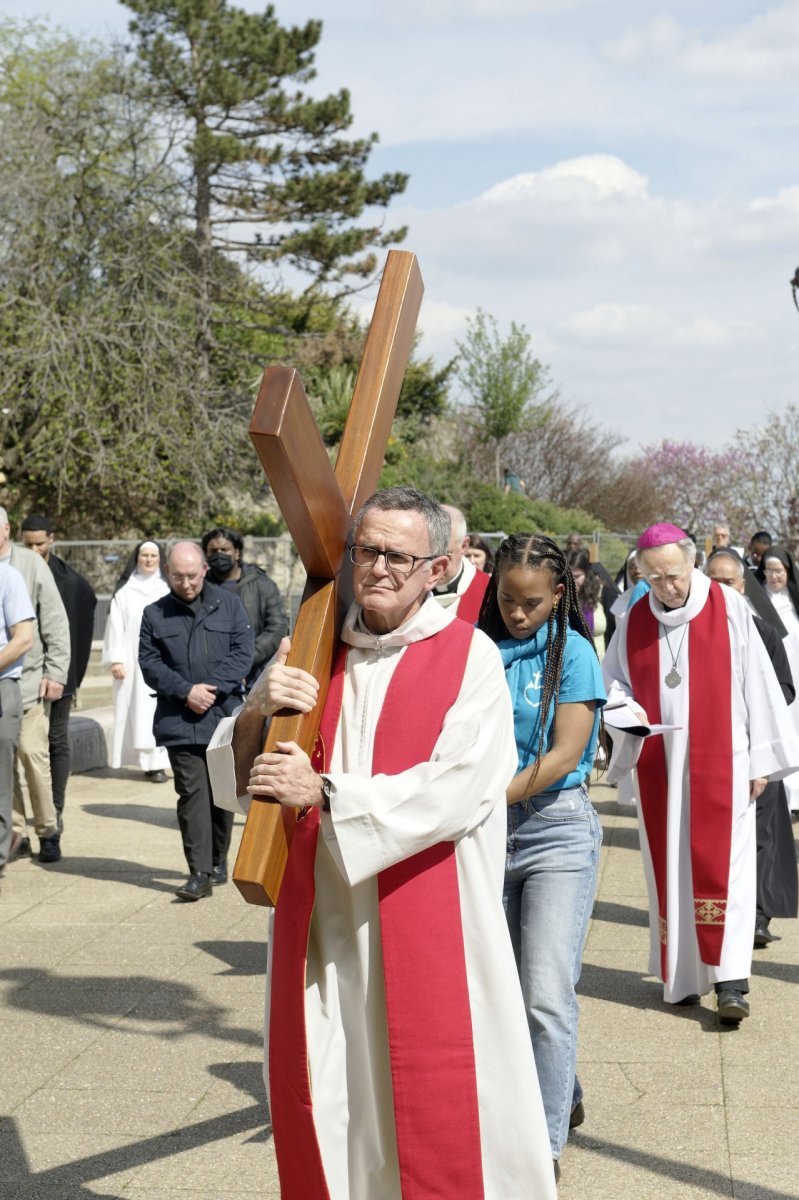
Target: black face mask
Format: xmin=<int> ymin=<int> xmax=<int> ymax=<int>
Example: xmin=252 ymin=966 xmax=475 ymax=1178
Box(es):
xmin=208 ymin=551 xmax=236 ymax=576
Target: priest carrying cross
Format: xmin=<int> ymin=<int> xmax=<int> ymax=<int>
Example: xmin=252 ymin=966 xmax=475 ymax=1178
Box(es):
xmin=206 ymin=254 xmax=556 ymax=1199
xmin=602 ymin=522 xmax=799 ymax=1024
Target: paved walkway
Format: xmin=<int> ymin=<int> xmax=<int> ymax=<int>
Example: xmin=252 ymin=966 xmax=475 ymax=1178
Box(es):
xmin=1 ymin=772 xmax=797 ymax=1199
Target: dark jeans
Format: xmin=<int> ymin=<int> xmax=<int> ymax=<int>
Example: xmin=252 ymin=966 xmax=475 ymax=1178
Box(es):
xmin=49 ymin=693 xmax=72 ymax=814
xmin=167 ymin=745 xmax=233 ymax=875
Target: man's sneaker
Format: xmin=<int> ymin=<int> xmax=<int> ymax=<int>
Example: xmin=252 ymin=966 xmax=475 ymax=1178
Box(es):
xmin=39 ymin=836 xmax=62 ymax=864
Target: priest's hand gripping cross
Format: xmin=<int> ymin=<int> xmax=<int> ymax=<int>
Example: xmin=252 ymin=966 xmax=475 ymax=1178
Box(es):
xmin=232 ymin=250 xmax=424 ymax=906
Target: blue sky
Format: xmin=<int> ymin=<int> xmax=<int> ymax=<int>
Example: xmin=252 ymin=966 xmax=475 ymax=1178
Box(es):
xmin=4 ymin=0 xmax=799 ymax=453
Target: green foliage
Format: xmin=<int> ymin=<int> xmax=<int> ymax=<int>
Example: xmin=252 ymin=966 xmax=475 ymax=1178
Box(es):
xmin=464 ymin=485 xmax=599 ymax=538
xmin=202 ymin=505 xmax=286 ymax=537
xmin=125 ymin=0 xmax=407 ymax=288
xmin=0 ymin=29 xmax=237 ymax=532
xmin=397 ymin=355 xmax=452 ymax=428
xmin=0 ymin=17 xmax=412 ymax=535
xmin=454 ymin=309 xmax=549 ymax=485
xmin=595 ymin=533 xmax=630 ymax=577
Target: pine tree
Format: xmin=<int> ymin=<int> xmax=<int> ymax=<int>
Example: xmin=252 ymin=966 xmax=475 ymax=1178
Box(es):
xmin=125 ymin=0 xmax=408 ymax=376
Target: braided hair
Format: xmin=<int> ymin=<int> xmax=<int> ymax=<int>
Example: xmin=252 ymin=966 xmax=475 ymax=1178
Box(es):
xmin=477 ymin=533 xmax=600 ymax=786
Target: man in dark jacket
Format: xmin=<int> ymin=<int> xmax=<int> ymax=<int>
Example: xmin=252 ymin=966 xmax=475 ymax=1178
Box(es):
xmin=139 ymin=541 xmax=254 ymax=901
xmin=201 ymin=526 xmax=288 ymax=686
xmin=21 ymin=514 xmax=97 ymax=832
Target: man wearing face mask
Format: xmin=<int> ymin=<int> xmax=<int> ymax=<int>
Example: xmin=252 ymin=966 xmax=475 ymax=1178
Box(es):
xmin=201 ymin=527 xmax=288 ymax=688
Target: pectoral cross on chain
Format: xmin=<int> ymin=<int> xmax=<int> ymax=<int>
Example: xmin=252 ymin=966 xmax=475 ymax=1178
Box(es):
xmin=233 ymin=250 xmax=424 ymax=907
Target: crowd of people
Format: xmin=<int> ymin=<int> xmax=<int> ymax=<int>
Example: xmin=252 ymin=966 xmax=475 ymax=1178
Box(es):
xmin=1 ymin=519 xmax=287 ymax=895
xmin=2 ymin=494 xmax=797 ymax=1198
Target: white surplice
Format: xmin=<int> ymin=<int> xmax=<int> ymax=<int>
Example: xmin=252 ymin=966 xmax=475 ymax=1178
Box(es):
xmin=763 ymin=586 xmax=799 ymax=810
xmin=602 ymin=570 xmax=799 ymax=1002
xmin=208 ymin=597 xmax=556 ymax=1200
xmin=102 ymin=573 xmax=170 ymax=771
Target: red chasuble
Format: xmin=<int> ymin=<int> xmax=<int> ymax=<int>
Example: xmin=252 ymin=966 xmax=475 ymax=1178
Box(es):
xmin=269 ymin=617 xmax=484 ymax=1200
xmin=626 ymin=580 xmax=734 ymax=978
xmin=455 ymin=568 xmax=489 ymax=625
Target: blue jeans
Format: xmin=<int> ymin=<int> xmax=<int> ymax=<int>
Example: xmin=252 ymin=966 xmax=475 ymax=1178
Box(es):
xmin=503 ymin=783 xmax=601 ymax=1157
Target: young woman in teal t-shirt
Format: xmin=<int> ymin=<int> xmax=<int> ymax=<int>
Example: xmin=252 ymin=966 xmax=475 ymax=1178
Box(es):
xmin=478 ymin=533 xmax=605 ymax=1176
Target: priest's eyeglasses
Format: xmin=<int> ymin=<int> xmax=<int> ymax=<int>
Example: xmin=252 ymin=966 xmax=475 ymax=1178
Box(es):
xmin=349 ymin=544 xmax=436 ymax=576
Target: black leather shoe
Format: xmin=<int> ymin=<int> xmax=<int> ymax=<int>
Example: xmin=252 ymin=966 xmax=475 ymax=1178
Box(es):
xmin=211 ymin=862 xmax=228 ymax=886
xmin=674 ymin=994 xmax=700 ymax=1006
xmin=145 ymin=770 xmax=169 ymax=784
xmin=39 ymin=836 xmax=62 ymax=864
xmin=569 ymin=1099 xmax=585 ymax=1129
xmin=754 ymin=918 xmax=777 ymax=947
xmin=175 ymin=872 xmax=212 ymax=901
xmin=717 ymin=989 xmax=750 ymax=1022
xmin=553 ymin=1159 xmax=561 ymax=1183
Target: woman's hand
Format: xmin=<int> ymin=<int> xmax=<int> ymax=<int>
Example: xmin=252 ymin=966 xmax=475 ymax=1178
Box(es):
xmin=111 ymin=663 xmax=126 ymax=680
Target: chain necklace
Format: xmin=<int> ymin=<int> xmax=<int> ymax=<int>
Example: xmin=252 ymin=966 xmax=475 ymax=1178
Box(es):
xmin=663 ymin=625 xmax=689 ymax=688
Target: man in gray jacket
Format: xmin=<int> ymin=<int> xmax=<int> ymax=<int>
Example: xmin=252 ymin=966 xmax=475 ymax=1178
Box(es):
xmin=0 ymin=509 xmax=70 ymax=863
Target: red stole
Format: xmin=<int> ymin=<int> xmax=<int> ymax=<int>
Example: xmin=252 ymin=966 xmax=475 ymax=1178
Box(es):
xmin=269 ymin=617 xmax=485 ymax=1200
xmin=455 ymin=567 xmax=489 ymax=625
xmin=626 ymin=580 xmax=734 ymax=979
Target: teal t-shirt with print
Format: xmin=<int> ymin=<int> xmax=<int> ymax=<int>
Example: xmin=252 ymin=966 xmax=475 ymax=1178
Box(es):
xmin=498 ymin=624 xmax=606 ymax=791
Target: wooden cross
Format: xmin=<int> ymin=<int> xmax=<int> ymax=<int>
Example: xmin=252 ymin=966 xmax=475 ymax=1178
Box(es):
xmin=233 ymin=250 xmax=424 ymax=906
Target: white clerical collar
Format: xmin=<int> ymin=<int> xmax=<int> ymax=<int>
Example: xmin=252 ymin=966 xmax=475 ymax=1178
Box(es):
xmin=648 ymin=568 xmax=710 ymax=627
xmin=434 ymin=555 xmax=477 ymax=598
xmin=342 ymin=594 xmax=454 ymax=651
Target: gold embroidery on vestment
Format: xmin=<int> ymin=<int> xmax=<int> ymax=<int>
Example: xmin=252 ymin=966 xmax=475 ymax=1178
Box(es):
xmin=694 ymin=898 xmax=727 ymax=925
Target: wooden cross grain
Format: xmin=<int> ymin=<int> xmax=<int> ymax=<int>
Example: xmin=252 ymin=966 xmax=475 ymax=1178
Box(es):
xmin=233 ymin=249 xmax=424 ymax=906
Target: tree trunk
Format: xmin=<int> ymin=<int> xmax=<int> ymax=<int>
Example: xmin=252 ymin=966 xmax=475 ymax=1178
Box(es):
xmin=194 ymin=142 xmax=212 ymax=386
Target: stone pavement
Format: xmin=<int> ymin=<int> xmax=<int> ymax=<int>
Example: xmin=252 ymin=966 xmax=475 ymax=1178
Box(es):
xmin=1 ymin=773 xmax=797 ymax=1200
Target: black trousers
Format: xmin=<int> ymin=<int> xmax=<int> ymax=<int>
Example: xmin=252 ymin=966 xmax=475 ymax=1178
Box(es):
xmin=167 ymin=745 xmax=233 ymax=875
xmin=48 ymin=694 xmax=72 ymax=814
xmin=756 ymin=779 xmax=799 ymax=919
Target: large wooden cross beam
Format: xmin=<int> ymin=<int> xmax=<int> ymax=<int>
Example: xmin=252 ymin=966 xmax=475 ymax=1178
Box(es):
xmin=233 ymin=250 xmax=424 ymax=906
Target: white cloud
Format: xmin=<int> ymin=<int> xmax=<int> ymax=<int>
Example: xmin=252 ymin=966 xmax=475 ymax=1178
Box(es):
xmin=560 ymin=303 xmax=674 ymax=344
xmin=481 ymin=155 xmax=649 ymax=205
xmin=393 ymin=151 xmax=798 ymax=448
xmin=604 ymin=2 xmax=799 ymax=81
xmin=417 ymin=299 xmax=474 ymax=357
xmin=559 ymin=305 xmax=742 ymax=352
xmin=604 ymin=15 xmax=687 ymax=63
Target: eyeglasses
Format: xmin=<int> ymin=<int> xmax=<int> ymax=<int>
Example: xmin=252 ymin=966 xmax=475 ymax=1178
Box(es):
xmin=349 ymin=544 xmax=436 ymax=576
xmin=764 ymin=567 xmax=787 ymax=576
xmin=170 ymin=572 xmax=203 ymax=583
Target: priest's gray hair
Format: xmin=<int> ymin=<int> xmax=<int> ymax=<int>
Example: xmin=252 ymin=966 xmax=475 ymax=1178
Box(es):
xmin=442 ymin=504 xmax=468 ymax=544
xmin=354 ymin=487 xmax=450 ymax=557
xmin=705 ymin=549 xmax=745 ymax=580
xmin=0 ymin=507 xmax=8 ymax=524
xmin=638 ymin=536 xmax=697 ymax=575
xmin=677 ymin=536 xmax=697 ymax=566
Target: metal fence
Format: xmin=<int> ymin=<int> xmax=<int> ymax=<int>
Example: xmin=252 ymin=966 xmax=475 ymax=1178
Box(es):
xmin=56 ymin=529 xmax=639 ymax=642
xmin=55 ymin=537 xmax=306 ymax=641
